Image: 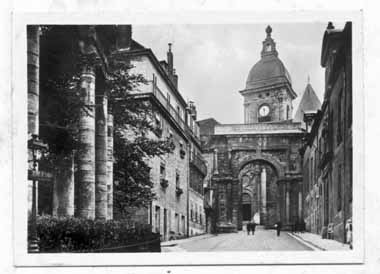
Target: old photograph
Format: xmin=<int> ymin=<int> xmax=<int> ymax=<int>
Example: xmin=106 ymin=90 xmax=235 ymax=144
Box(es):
xmin=24 ymin=22 xmax=354 ymax=255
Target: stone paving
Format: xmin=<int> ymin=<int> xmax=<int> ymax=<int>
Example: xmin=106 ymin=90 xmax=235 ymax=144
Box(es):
xmin=162 ymin=228 xmax=312 ymax=252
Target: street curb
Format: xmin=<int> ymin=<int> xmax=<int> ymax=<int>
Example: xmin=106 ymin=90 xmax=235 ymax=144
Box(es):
xmin=287 ymin=232 xmax=325 ymax=251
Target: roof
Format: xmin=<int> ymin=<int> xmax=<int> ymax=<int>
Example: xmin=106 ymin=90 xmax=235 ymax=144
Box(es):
xmin=294 ymin=83 xmax=322 ymax=122
xmin=197 ymin=118 xmax=220 ymax=136
xmin=246 ymin=55 xmax=292 ymax=90
xmin=123 ymin=39 xmax=188 ymax=108
xmin=245 ymin=26 xmax=292 ymax=90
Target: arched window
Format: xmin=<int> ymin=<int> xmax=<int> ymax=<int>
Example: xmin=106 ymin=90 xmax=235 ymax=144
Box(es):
xmin=286 ymin=105 xmax=290 ymax=120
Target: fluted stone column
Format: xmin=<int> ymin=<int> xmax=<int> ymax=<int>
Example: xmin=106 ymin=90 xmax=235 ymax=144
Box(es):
xmin=298 ymin=191 xmax=302 ymax=221
xmin=53 ymin=154 xmax=75 ymax=216
xmin=76 ymin=65 xmax=96 ymax=219
xmin=106 ymin=113 xmax=114 ymax=220
xmin=27 ymin=26 xmax=40 ymax=215
xmin=27 ymin=26 xmax=40 ymax=136
xmin=261 ymin=168 xmax=267 ymax=225
xmin=95 ymin=95 xmax=108 ymax=219
xmin=286 ymin=183 xmax=290 ymax=223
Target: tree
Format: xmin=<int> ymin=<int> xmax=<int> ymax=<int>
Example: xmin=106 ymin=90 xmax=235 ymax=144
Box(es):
xmin=106 ymin=57 xmax=175 ymax=216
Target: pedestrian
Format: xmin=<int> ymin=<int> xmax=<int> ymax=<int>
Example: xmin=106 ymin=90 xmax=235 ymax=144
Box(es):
xmin=275 ymin=221 xmax=282 ymax=237
xmin=251 ymin=221 xmax=256 ymax=235
xmin=345 ymin=219 xmax=353 ymax=249
xmin=246 ymin=221 xmax=251 ymax=235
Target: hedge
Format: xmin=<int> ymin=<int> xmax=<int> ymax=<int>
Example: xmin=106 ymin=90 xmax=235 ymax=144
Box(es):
xmin=28 ymin=215 xmax=161 ymax=252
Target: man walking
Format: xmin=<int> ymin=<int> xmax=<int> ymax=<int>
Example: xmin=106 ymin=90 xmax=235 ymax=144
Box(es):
xmin=246 ymin=221 xmax=251 ymax=235
xmin=251 ymin=221 xmax=256 ymax=235
xmin=275 ymin=221 xmax=282 ymax=237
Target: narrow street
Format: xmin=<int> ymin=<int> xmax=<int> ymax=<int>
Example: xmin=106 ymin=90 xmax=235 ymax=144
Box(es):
xmin=162 ymin=228 xmax=312 ymax=252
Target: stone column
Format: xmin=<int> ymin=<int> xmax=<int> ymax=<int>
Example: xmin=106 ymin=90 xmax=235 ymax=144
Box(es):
xmin=106 ymin=113 xmax=114 ymax=220
xmin=95 ymin=95 xmax=108 ymax=219
xmin=27 ymin=26 xmax=40 ymax=135
xmin=27 ymin=26 xmax=40 ymax=215
xmin=53 ymin=154 xmax=75 ymax=216
xmin=286 ymin=183 xmax=290 ymax=223
xmin=76 ymin=65 xmax=96 ymax=219
xmin=298 ymin=190 xmax=302 ymax=221
xmin=261 ymin=167 xmax=267 ymax=225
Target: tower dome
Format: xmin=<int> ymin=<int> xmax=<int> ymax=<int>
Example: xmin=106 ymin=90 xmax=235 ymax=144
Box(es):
xmin=245 ymin=25 xmax=292 ymax=90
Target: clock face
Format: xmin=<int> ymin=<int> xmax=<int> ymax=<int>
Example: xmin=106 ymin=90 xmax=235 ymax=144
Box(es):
xmin=259 ymin=105 xmax=270 ymax=117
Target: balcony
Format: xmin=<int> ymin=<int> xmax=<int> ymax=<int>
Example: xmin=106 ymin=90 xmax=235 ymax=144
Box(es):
xmin=190 ymin=151 xmax=207 ymax=176
xmin=150 ymin=82 xmax=202 ymax=145
xmin=151 ymin=83 xmax=187 ymax=133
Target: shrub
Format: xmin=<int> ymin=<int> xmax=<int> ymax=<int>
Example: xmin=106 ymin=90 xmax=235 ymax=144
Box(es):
xmin=28 ymin=215 xmax=160 ymax=252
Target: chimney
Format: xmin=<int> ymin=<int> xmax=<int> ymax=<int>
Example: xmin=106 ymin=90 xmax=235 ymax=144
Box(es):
xmin=167 ymin=43 xmax=173 ymax=75
xmin=116 ymin=25 xmax=132 ymax=51
xmin=173 ymin=69 xmax=178 ymax=88
xmin=188 ymin=101 xmax=197 ymax=120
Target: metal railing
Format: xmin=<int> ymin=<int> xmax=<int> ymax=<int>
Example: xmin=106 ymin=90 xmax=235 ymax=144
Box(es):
xmin=151 ymin=82 xmax=200 ymax=142
xmin=190 ymin=150 xmax=207 ymax=176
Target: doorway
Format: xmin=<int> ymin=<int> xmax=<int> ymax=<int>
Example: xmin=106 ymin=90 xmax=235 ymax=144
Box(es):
xmin=242 ymin=193 xmax=252 ymax=221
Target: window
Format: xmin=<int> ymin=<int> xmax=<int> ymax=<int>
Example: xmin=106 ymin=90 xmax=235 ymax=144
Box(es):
xmin=190 ymin=204 xmax=193 ymax=221
xmin=155 ymin=206 xmax=161 ymax=234
xmin=160 ymin=163 xmax=166 ymax=179
xmin=286 ymin=105 xmax=290 ymax=120
xmin=181 ymin=215 xmax=186 ymax=234
xmin=175 ymin=213 xmax=179 ymax=233
xmin=176 ymin=171 xmax=180 ymax=188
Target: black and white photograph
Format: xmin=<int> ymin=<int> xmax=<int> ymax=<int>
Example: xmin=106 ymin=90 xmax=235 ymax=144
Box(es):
xmin=7 ymin=6 xmax=372 ymax=270
xmin=24 ymin=21 xmax=355 ymax=253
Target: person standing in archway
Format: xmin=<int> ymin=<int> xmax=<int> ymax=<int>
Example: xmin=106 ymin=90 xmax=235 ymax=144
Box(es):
xmin=251 ymin=217 xmax=256 ymax=235
xmin=246 ymin=221 xmax=251 ymax=235
xmin=275 ymin=221 xmax=282 ymax=237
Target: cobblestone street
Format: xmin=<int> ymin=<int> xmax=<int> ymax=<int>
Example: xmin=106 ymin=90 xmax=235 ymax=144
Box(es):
xmin=162 ymin=228 xmax=312 ymax=252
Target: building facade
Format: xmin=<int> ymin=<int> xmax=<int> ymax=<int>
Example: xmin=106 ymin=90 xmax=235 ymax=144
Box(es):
xmin=301 ymin=22 xmax=352 ymax=243
xmin=116 ymin=30 xmax=207 ymax=240
xmin=199 ymin=26 xmax=313 ymax=233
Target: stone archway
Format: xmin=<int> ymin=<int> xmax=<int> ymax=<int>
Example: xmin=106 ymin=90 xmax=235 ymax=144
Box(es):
xmin=238 ymin=159 xmax=280 ymax=227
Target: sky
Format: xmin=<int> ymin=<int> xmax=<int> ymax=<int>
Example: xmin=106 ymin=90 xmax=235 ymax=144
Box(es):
xmin=133 ymin=23 xmax=343 ymax=124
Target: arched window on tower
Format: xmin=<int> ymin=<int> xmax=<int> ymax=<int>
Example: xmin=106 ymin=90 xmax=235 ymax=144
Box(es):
xmin=286 ymin=105 xmax=290 ymax=120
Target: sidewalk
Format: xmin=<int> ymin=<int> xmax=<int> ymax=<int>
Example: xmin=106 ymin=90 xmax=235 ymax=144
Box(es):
xmin=288 ymin=231 xmax=351 ymax=251
xmin=161 ymin=233 xmax=216 ymax=252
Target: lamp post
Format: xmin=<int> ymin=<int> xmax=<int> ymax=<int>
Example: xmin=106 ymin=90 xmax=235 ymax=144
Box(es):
xmin=28 ymin=134 xmax=48 ymax=253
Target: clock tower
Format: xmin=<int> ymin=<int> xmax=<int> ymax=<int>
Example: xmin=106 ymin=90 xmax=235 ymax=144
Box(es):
xmin=240 ymin=25 xmax=297 ymax=123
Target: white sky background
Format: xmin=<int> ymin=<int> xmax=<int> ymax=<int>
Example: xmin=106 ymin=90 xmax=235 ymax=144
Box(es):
xmin=132 ymin=23 xmax=346 ymax=124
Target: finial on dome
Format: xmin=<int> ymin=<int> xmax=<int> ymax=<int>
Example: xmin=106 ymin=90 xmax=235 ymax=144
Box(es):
xmin=327 ymin=22 xmax=334 ymax=30
xmin=266 ymin=25 xmax=272 ymax=36
xmin=307 ymin=75 xmax=310 ymax=84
